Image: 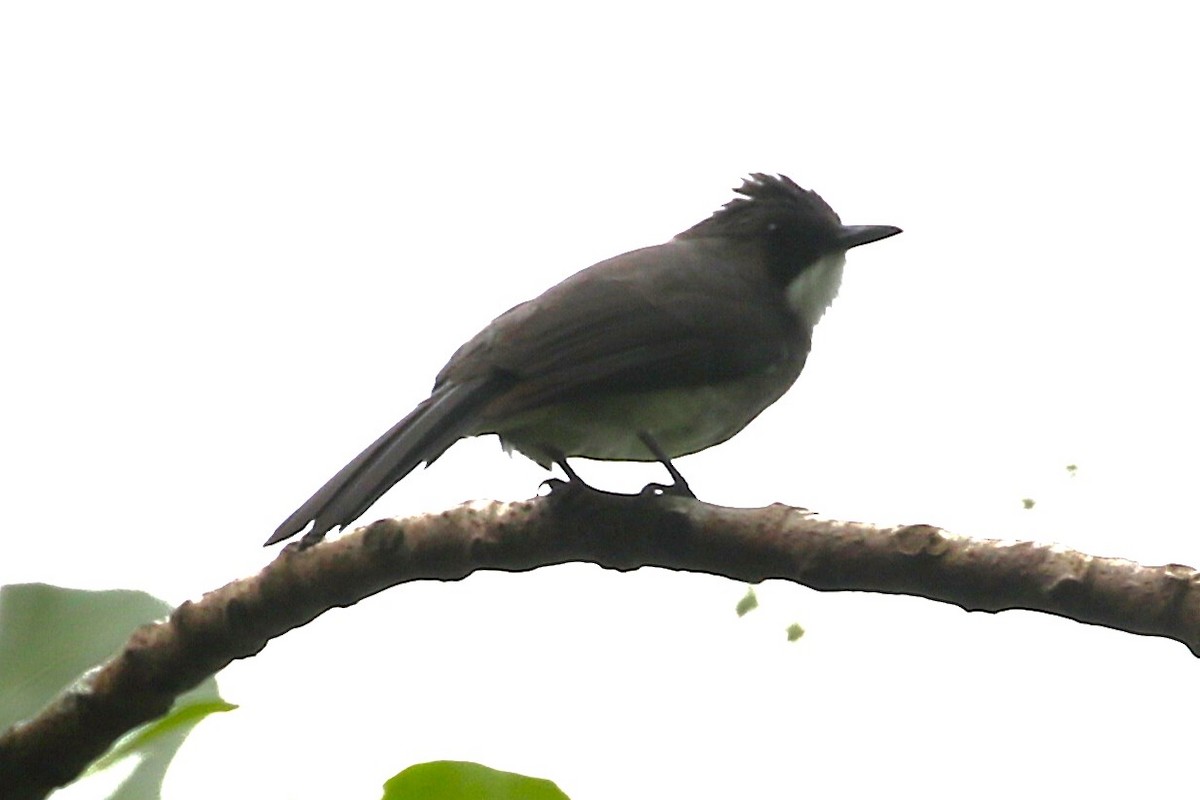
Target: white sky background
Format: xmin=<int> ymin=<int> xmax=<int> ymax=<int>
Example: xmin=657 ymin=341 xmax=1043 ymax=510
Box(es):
xmin=3 ymin=2 xmax=1200 ymax=798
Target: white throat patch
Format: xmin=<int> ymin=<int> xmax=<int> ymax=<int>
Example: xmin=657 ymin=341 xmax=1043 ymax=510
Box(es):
xmin=784 ymin=251 xmax=846 ymax=328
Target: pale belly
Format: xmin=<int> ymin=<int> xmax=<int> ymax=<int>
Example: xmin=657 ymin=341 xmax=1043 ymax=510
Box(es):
xmin=484 ymin=366 xmax=801 ymax=466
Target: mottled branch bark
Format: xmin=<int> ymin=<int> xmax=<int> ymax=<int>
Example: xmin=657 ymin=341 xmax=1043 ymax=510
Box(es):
xmin=3 ymin=491 xmax=1198 ymax=798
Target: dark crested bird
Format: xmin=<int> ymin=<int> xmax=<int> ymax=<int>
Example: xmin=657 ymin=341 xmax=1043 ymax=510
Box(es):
xmin=268 ymin=174 xmax=901 ymax=546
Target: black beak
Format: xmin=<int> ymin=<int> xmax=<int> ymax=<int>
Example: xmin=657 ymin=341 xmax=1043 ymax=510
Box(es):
xmin=837 ymin=224 xmax=903 ymax=250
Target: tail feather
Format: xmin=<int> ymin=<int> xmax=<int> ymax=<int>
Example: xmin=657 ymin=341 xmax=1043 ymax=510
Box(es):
xmin=266 ymin=378 xmax=501 ymax=545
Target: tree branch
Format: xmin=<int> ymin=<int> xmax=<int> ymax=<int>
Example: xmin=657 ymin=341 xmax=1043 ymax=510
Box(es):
xmin=3 ymin=491 xmax=1198 ymax=798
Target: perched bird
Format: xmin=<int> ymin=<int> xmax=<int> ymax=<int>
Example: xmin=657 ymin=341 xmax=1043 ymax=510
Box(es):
xmin=269 ymin=174 xmax=901 ymax=546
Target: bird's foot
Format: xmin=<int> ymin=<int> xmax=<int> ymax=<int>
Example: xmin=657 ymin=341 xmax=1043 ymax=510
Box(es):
xmin=636 ymin=431 xmax=696 ymax=499
xmin=638 ymin=479 xmax=696 ymax=499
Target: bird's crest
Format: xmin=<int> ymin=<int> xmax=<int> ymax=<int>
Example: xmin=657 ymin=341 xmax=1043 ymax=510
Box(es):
xmin=678 ymin=174 xmax=841 ymax=240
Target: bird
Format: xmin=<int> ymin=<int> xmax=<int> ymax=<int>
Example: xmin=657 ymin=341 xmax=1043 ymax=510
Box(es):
xmin=268 ymin=173 xmax=901 ymax=546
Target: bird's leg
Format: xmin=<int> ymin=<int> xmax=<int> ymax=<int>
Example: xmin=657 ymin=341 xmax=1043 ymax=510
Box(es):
xmin=540 ymin=439 xmax=695 ymax=500
xmin=540 ymin=446 xmax=604 ymax=496
xmin=637 ymin=431 xmax=696 ymax=499
xmin=554 ymin=455 xmax=585 ymax=484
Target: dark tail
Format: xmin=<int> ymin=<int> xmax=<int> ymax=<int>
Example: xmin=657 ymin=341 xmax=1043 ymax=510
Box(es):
xmin=266 ymin=377 xmax=502 ymax=545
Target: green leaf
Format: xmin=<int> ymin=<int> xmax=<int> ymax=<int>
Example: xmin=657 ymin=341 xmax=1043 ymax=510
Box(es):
xmin=0 ymin=583 xmax=172 ymax=729
xmin=88 ymin=699 xmax=238 ymax=773
xmin=735 ymin=587 xmax=758 ymax=617
xmin=0 ymin=583 xmax=229 ymax=800
xmin=1021 ymin=498 xmax=1036 ymax=510
xmin=382 ymin=760 xmax=570 ymax=800
xmin=786 ymin=623 xmax=805 ymax=642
